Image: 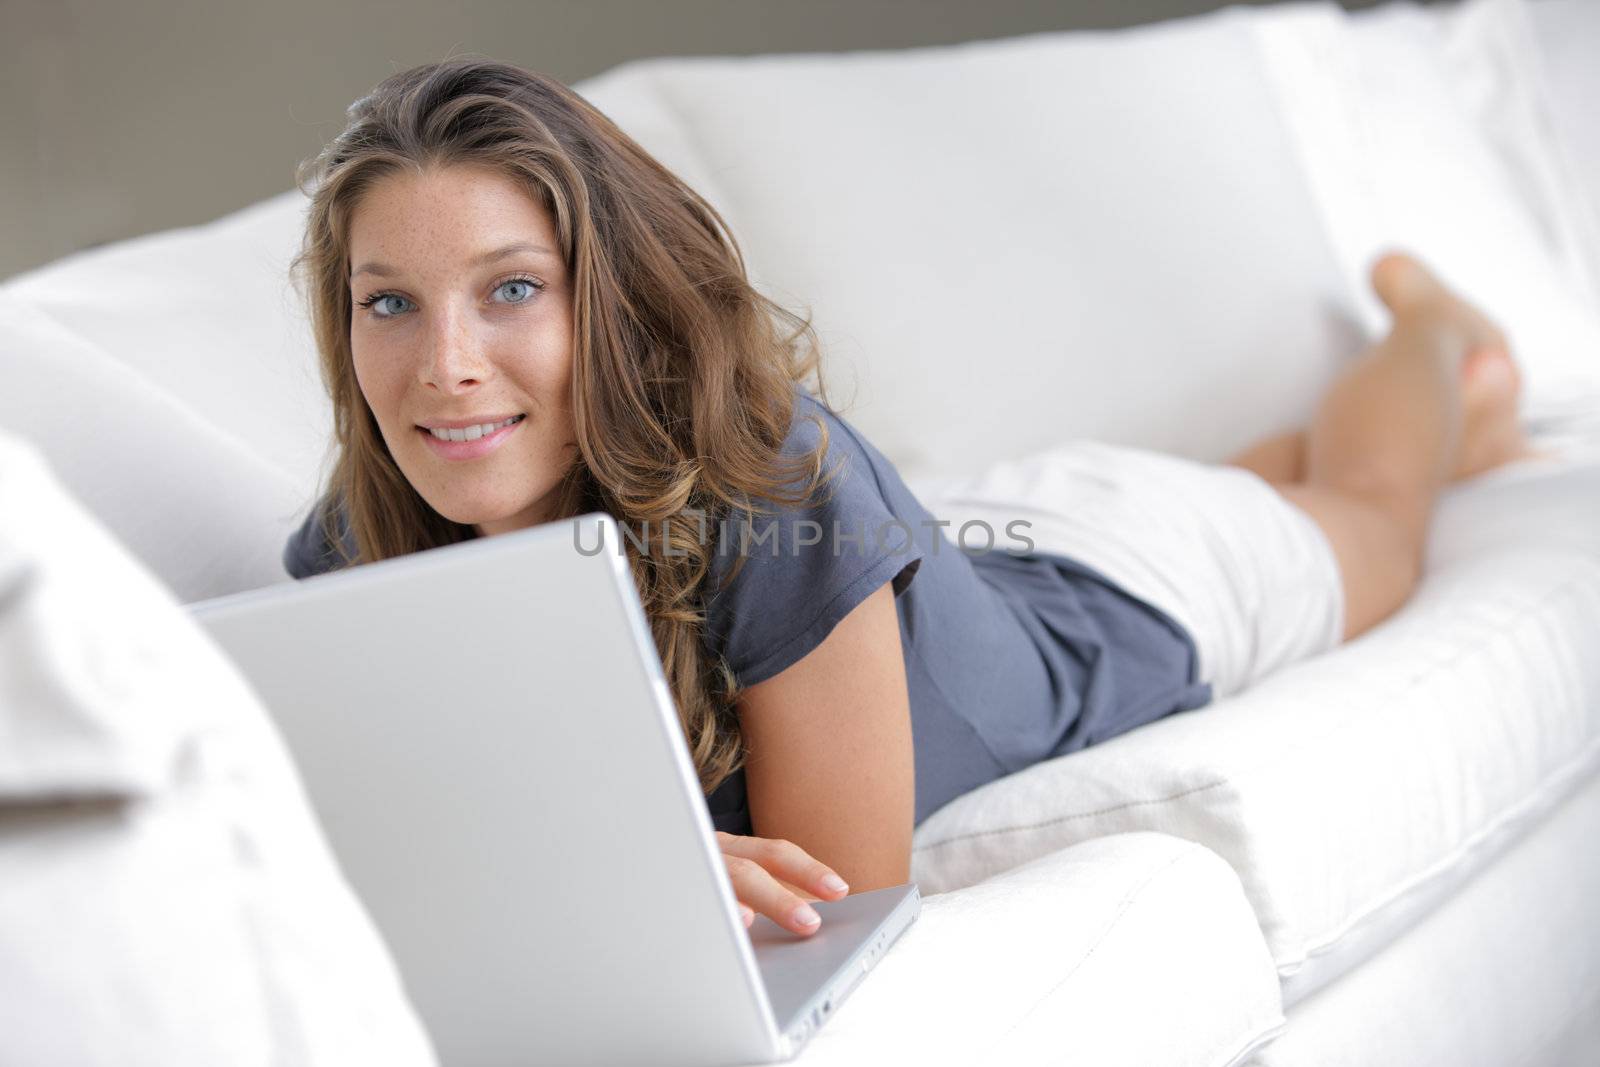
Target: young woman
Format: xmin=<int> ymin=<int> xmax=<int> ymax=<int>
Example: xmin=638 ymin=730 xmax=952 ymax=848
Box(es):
xmin=283 ymin=58 xmax=1545 ymax=939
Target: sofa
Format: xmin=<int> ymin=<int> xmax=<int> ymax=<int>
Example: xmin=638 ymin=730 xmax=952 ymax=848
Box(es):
xmin=1 ymin=0 xmax=1597 ymax=1063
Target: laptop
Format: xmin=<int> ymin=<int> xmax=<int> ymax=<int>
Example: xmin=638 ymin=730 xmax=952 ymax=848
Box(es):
xmin=189 ymin=511 xmax=919 ymax=1066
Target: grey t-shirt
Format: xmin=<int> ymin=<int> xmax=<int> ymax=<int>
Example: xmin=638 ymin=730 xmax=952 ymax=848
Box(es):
xmin=694 ymin=390 xmax=1212 ymax=835
xmin=283 ymin=389 xmax=1213 ymax=836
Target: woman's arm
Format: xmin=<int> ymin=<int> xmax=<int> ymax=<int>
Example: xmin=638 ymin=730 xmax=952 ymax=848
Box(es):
xmin=735 ymin=579 xmax=915 ymax=893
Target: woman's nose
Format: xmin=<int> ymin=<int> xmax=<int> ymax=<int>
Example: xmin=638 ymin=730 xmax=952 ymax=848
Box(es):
xmin=419 ymin=308 xmax=490 ymax=392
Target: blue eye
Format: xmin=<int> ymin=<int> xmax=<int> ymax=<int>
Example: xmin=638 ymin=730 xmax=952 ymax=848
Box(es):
xmin=354 ymin=275 xmax=547 ymax=319
xmin=494 ymin=277 xmax=545 ymax=305
xmin=362 ymin=293 xmax=412 ymax=318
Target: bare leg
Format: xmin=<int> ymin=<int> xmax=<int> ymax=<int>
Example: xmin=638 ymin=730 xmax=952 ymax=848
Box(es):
xmin=1225 ymin=428 xmax=1307 ymax=486
xmin=1226 ymin=349 xmax=1548 ymax=487
xmin=1235 ymin=252 xmax=1540 ymax=643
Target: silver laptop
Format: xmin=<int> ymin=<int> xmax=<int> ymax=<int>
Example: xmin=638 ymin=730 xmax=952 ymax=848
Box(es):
xmin=189 ymin=512 xmax=919 ymax=1066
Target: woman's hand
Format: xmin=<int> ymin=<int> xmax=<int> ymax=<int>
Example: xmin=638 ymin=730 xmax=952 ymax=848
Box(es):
xmin=716 ymin=831 xmax=850 ymax=936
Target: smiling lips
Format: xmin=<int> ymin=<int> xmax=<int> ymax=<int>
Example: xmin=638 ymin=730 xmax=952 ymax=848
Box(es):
xmin=424 ymin=414 xmax=524 ymax=441
xmin=417 ymin=413 xmax=526 ymax=459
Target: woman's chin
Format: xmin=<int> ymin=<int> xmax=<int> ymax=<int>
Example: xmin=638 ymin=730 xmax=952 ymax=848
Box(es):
xmin=426 ymin=497 xmax=520 ymax=532
xmin=407 ymin=472 xmax=559 ymax=535
xmin=430 ymin=498 xmax=546 ymax=537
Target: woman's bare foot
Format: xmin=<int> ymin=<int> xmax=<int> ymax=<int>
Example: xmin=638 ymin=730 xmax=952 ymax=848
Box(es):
xmin=1369 ymin=251 xmax=1550 ymax=481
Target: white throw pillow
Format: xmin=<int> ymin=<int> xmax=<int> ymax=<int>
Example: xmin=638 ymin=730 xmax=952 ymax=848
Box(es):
xmin=576 ymin=8 xmax=1363 ymax=482
xmin=0 ymin=430 xmax=436 ymax=1066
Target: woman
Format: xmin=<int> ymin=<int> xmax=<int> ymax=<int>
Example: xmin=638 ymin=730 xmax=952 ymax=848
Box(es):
xmin=283 ymin=58 xmax=1544 ymax=938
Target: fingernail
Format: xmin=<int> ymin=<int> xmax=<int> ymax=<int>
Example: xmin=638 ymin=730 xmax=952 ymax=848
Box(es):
xmin=740 ymin=906 xmax=754 ymax=927
xmin=793 ymin=904 xmax=821 ymax=928
xmin=820 ymin=874 xmax=849 ymax=894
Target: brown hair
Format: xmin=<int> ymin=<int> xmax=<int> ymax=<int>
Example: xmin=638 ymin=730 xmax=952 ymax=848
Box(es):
xmin=289 ymin=55 xmax=841 ymax=795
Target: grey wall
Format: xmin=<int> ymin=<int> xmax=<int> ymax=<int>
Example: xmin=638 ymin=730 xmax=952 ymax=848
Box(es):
xmin=1 ymin=0 xmax=1409 ymax=282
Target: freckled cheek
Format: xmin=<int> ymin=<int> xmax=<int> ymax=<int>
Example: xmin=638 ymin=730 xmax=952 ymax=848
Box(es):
xmin=350 ymin=343 xmax=409 ymax=434
xmin=524 ymin=333 xmax=577 ymax=408
xmin=498 ymin=345 xmax=573 ymax=410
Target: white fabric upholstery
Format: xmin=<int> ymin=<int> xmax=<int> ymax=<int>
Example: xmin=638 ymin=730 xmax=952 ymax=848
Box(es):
xmin=1251 ymin=0 xmax=1600 ymax=432
xmin=572 ymin=10 xmax=1361 ymax=486
xmin=1525 ymin=0 xmax=1600 ymax=310
xmin=573 ymin=0 xmax=1600 ymax=481
xmin=0 ymin=425 xmax=1280 ymax=1067
xmin=0 ymin=192 xmax=329 ymax=504
xmin=0 ymin=433 xmax=435 ymax=1066
xmin=3 ymin=0 xmax=1593 ymax=606
xmin=912 ymin=444 xmax=1600 ymax=1006
xmin=0 ymin=0 xmax=1595 ymax=1063
xmin=0 ymin=299 xmax=303 ymax=603
xmin=764 ymin=833 xmax=1284 ymax=1067
xmin=1247 ymin=767 xmax=1600 ymax=1067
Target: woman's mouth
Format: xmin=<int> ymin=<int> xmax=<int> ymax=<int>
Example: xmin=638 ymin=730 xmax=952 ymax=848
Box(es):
xmin=417 ymin=413 xmax=526 ymax=460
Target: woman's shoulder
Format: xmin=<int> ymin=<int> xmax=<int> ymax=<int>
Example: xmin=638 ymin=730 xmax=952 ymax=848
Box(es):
xmin=282 ymin=495 xmax=356 ymax=579
xmin=744 ymin=386 xmax=907 ymax=516
xmin=784 ymin=388 xmax=891 ymax=475
xmin=700 ymin=388 xmax=925 ymax=687
xmin=711 ymin=389 xmax=913 ymax=562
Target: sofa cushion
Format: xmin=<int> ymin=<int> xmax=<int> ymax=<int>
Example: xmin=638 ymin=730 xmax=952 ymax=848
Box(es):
xmin=1250 ymin=765 xmax=1600 ymax=1067
xmin=910 ymin=443 xmax=1600 ymax=1007
xmin=785 ymin=833 xmax=1284 ymax=1067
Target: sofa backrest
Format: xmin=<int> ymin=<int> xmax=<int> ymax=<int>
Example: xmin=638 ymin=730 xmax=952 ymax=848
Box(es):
xmin=2 ymin=0 xmax=1595 ymax=602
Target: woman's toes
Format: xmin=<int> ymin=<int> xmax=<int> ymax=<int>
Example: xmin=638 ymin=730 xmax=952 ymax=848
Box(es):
xmin=1372 ymin=250 xmax=1512 ymax=357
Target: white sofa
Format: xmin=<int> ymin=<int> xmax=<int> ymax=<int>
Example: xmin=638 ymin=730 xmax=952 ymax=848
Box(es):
xmin=2 ymin=0 xmax=1598 ymax=1063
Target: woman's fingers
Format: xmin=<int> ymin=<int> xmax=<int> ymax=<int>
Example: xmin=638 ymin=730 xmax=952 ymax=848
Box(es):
xmin=714 ymin=832 xmax=851 ymax=902
xmin=714 ymin=832 xmax=852 ymax=937
xmin=722 ymin=854 xmax=824 ymax=936
xmin=773 ymin=877 xmax=821 ymax=904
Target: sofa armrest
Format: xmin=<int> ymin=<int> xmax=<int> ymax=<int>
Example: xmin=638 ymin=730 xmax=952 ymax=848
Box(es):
xmin=782 ymin=832 xmax=1283 ymax=1067
xmin=0 ymin=432 xmax=435 ymax=1066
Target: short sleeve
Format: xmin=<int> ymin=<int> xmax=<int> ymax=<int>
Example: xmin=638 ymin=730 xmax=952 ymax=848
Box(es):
xmin=700 ymin=399 xmax=924 ymax=688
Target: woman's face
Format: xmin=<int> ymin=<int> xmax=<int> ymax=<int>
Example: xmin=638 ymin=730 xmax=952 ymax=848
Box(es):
xmin=347 ymin=163 xmax=577 ymax=537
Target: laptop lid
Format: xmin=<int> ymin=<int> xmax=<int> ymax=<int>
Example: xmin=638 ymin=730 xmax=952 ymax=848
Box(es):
xmin=190 ymin=513 xmax=786 ymax=1065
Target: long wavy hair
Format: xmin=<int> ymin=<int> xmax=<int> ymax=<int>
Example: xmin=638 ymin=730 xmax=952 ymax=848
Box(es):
xmin=289 ymin=56 xmax=841 ymax=796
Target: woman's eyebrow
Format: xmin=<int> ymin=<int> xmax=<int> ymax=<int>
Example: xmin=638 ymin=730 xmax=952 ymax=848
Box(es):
xmin=350 ymin=241 xmax=558 ymax=281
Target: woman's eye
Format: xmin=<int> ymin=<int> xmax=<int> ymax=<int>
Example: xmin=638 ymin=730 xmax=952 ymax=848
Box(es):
xmin=493 ymin=276 xmax=545 ymax=305
xmin=356 ymin=276 xmax=545 ymax=320
xmin=355 ymin=292 xmax=412 ymax=318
